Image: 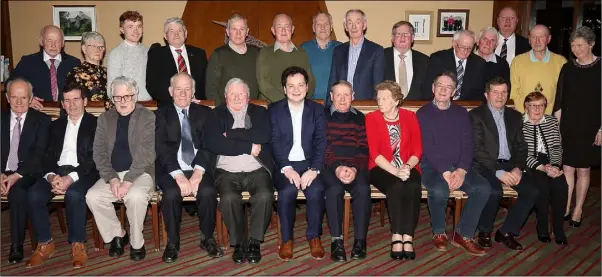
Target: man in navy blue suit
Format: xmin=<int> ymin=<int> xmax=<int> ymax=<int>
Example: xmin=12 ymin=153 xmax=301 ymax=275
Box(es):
xmin=327 ymin=9 xmax=384 ymax=105
xmin=269 ymin=66 xmax=327 ymax=262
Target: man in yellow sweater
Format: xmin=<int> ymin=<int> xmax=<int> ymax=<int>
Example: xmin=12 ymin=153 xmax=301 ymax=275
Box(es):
xmin=510 ymin=25 xmax=566 ymax=114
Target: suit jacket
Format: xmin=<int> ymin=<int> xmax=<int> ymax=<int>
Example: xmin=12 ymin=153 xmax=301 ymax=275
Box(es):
xmin=328 ymin=38 xmax=385 ymax=104
xmin=383 ymin=47 xmax=430 ymax=100
xmin=469 ymin=103 xmax=527 ymax=173
xmin=269 ymin=99 xmax=327 ymax=171
xmin=515 ymin=35 xmax=531 ymax=56
xmin=43 ymin=112 xmax=99 ymax=179
xmin=155 ymin=103 xmax=214 ymax=179
xmin=93 ymin=104 xmax=156 ymax=183
xmin=422 ymin=48 xmax=489 ymax=101
xmin=146 ymin=45 xmax=208 ymax=106
xmin=1 ymin=108 xmax=51 ymax=177
xmin=10 ymin=50 xmax=81 ymax=101
xmin=484 ymin=55 xmax=511 ymax=93
xmin=204 ymin=103 xmax=274 ymax=176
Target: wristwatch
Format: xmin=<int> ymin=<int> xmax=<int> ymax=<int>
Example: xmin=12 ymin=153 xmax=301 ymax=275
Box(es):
xmin=308 ymin=167 xmax=321 ymax=175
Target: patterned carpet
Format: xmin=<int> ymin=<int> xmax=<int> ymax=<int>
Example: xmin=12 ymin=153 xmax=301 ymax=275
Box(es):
xmin=1 ymin=189 xmax=600 ymax=276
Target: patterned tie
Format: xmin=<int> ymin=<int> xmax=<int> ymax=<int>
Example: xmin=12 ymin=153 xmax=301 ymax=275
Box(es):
xmin=454 ymin=60 xmax=464 ymax=100
xmin=398 ymin=54 xmax=409 ymax=98
xmin=181 ymin=109 xmax=195 ymax=165
xmin=175 ymin=49 xmax=188 ymax=73
xmin=50 ymin=59 xmax=58 ymax=101
xmin=500 ymin=38 xmax=508 ymax=60
xmin=7 ymin=117 xmax=22 ymax=171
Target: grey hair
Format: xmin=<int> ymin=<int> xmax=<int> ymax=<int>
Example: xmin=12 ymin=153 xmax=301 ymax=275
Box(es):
xmin=312 ymin=11 xmax=333 ymax=26
xmin=5 ymin=78 xmax=34 ymax=99
xmin=110 ymin=76 xmax=139 ymax=96
xmin=39 ymin=25 xmax=64 ymax=41
xmin=344 ymin=9 xmax=367 ymax=23
xmin=224 ymin=78 xmax=251 ymax=97
xmin=477 ymin=27 xmax=499 ymax=43
xmin=169 ymin=72 xmax=196 ymax=93
xmin=570 ymin=26 xmax=597 ymax=46
xmin=227 ymin=13 xmax=248 ymax=29
xmin=453 ymin=29 xmax=476 ymax=42
xmin=81 ymin=31 xmax=105 ymax=46
xmin=164 ymin=17 xmax=187 ymax=34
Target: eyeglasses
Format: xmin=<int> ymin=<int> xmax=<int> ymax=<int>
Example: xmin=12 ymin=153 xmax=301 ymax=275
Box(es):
xmin=456 ymin=45 xmax=473 ymax=52
xmin=112 ymin=94 xmax=136 ymax=103
xmin=86 ymin=45 xmax=106 ymax=51
xmin=527 ymin=103 xmax=546 ymax=109
xmin=393 ymin=32 xmax=412 ymax=38
xmin=435 ymin=83 xmax=454 ymax=92
xmin=62 ymin=97 xmax=83 ymax=104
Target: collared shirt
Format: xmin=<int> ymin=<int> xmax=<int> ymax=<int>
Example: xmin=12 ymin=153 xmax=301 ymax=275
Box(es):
xmin=6 ymin=111 xmax=27 ymax=172
xmin=474 ymin=49 xmax=498 ymax=63
xmin=274 ymin=41 xmax=297 ymax=53
xmin=432 ymin=99 xmax=451 ymax=110
xmin=288 ymin=103 xmax=306 ymax=162
xmin=301 ymin=39 xmax=341 ymax=100
xmin=347 ymin=36 xmax=365 ymax=84
xmin=44 ymin=114 xmax=83 ymax=182
xmin=169 ymin=45 xmax=192 ymax=75
xmin=330 ymin=104 xmax=357 ymax=115
xmin=43 ymin=51 xmax=62 ymax=69
xmin=454 ymin=52 xmax=468 ymax=73
xmin=489 ymin=104 xmax=512 ymax=179
xmin=169 ymin=104 xmax=205 ymax=178
xmin=529 ymin=48 xmax=551 ymax=63
xmin=393 ymin=48 xmax=414 ymax=90
xmin=523 ymin=114 xmax=548 ymax=154
xmin=495 ymin=33 xmax=516 ymax=65
xmin=228 ymin=41 xmax=247 ymax=54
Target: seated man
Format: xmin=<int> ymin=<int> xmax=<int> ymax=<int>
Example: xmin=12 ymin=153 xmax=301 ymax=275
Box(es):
xmin=1 ymin=78 xmax=51 ymax=264
xmin=205 ymin=78 xmax=275 ymax=264
xmin=322 ymin=80 xmax=371 ymax=262
xmin=155 ymin=72 xmax=221 ymax=263
xmin=86 ymin=76 xmax=156 ymax=261
xmin=269 ymin=66 xmax=327 ymax=261
xmin=417 ymin=72 xmax=491 ymax=256
xmin=26 ymin=83 xmax=99 ymax=268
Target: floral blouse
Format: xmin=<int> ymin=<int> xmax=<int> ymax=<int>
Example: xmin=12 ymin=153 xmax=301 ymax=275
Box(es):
xmin=66 ymin=62 xmax=113 ymax=110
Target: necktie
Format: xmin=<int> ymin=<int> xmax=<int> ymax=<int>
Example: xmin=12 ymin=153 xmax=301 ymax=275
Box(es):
xmin=500 ymin=38 xmax=508 ymax=60
xmin=454 ymin=60 xmax=464 ymax=100
xmin=175 ymin=49 xmax=188 ymax=73
xmin=50 ymin=59 xmax=58 ymax=101
xmin=398 ymin=54 xmax=409 ymax=99
xmin=7 ymin=117 xmax=22 ymax=171
xmin=181 ymin=109 xmax=195 ymax=165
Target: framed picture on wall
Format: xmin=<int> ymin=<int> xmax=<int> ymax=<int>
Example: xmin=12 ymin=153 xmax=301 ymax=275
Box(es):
xmin=436 ymin=9 xmax=470 ymax=37
xmin=52 ymin=5 xmax=97 ymax=41
xmin=405 ymin=11 xmax=433 ymax=44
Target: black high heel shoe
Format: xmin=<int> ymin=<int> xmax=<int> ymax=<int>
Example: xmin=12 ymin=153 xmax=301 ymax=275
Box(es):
xmin=568 ymin=217 xmax=582 ymax=227
xmin=390 ymin=241 xmax=404 ymax=260
xmin=564 ymin=208 xmax=574 ymax=221
xmin=402 ymin=241 xmax=416 ymax=260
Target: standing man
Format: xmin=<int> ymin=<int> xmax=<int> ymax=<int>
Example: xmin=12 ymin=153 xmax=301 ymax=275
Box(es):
xmin=384 ymin=21 xmax=430 ymax=100
xmin=301 ymin=12 xmax=342 ymax=101
xmin=495 ymin=7 xmax=531 ymax=66
xmin=475 ymin=27 xmax=510 ymax=89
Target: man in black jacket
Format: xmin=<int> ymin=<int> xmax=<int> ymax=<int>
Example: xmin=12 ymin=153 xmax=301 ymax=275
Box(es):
xmin=204 ymin=78 xmax=274 ymax=265
xmin=475 ymin=27 xmax=510 ymax=92
xmin=495 ymin=7 xmax=531 ymax=66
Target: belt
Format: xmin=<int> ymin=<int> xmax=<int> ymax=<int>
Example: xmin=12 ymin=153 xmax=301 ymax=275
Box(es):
xmin=497 ymin=159 xmax=510 ymax=164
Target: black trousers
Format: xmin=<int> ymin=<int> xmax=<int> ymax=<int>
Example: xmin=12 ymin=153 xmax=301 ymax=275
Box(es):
xmin=370 ymin=167 xmax=422 ymax=236
xmin=215 ymin=168 xmax=274 ymax=246
xmin=322 ymin=168 xmax=371 ymax=240
xmin=6 ymin=174 xmax=37 ymax=245
xmin=158 ymin=171 xmax=217 ymax=245
xmin=531 ymin=154 xmax=568 ymax=239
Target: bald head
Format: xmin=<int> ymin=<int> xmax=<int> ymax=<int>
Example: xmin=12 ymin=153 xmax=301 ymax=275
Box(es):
xmin=529 ymin=24 xmax=551 ymax=52
xmin=272 ymin=13 xmax=292 ymax=27
xmin=497 ymin=7 xmax=518 ymax=37
xmin=39 ymin=25 xmax=64 ymax=57
xmin=271 ymin=13 xmax=294 ymax=44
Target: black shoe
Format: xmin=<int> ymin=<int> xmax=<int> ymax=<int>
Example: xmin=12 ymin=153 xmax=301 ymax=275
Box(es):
xmin=8 ymin=244 xmax=24 ymax=264
xmin=555 ymin=238 xmax=568 ymax=245
xmin=109 ymin=233 xmax=129 ymax=257
xmin=494 ymin=230 xmax=523 ymax=250
xmin=477 ymin=232 xmax=492 ymax=248
xmin=330 ymin=239 xmax=347 ymax=262
xmin=162 ymin=243 xmax=180 ymax=263
xmin=247 ymin=238 xmax=262 ymax=264
xmin=200 ymin=237 xmax=224 ymax=258
xmin=563 ymin=214 xmax=571 ymax=221
xmin=130 ymin=245 xmax=146 ymax=261
xmin=350 ymin=239 xmax=367 ymax=260
xmin=569 ymin=216 xmax=582 ymax=227
xmin=232 ymin=245 xmax=246 ymax=264
xmin=390 ymin=240 xmax=404 ymax=260
xmin=537 ymin=235 xmax=551 ymax=243
xmin=185 ymin=206 xmax=198 ymax=217
xmin=402 ymin=241 xmax=416 ymax=260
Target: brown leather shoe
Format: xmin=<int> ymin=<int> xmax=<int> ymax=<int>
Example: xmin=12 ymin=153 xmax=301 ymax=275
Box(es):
xmin=309 ymin=238 xmax=325 ymax=260
xmin=278 ymin=240 xmax=294 ymax=261
xmin=432 ymin=233 xmax=448 ymax=251
xmin=71 ymin=242 xmax=88 ymax=268
xmin=451 ymin=232 xmax=486 ymax=256
xmin=25 ymin=241 xmax=56 ymax=268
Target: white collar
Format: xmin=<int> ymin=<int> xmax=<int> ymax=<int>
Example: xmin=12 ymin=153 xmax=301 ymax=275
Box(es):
xmin=67 ymin=113 xmax=84 ymax=126
xmin=169 ymin=44 xmax=186 ymax=53
xmin=498 ymin=33 xmax=515 ymax=42
xmin=394 ymin=48 xmax=412 ymax=59
xmin=43 ymin=51 xmax=62 ymax=62
xmin=11 ymin=110 xmax=27 ymax=120
xmin=123 ymin=40 xmax=141 ymax=47
xmin=523 ymin=113 xmax=547 ymax=124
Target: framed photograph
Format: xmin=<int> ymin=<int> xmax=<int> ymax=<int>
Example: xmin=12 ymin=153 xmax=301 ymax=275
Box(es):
xmin=437 ymin=9 xmax=470 ymax=37
xmin=53 ymin=5 xmax=97 ymax=41
xmin=405 ymin=11 xmax=433 ymax=44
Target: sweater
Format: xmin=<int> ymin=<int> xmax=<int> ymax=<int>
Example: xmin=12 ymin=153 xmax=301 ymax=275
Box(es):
xmin=301 ymin=39 xmax=342 ymax=100
xmin=417 ymin=102 xmax=473 ymax=174
xmin=522 ymin=114 xmax=562 ymax=168
xmin=323 ymin=107 xmax=368 ymax=172
xmin=106 ymin=41 xmax=152 ymax=101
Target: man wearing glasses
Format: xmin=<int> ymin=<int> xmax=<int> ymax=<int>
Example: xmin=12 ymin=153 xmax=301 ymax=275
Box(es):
xmin=86 ymin=76 xmax=156 ymax=261
xmin=422 ymin=29 xmax=489 ymax=101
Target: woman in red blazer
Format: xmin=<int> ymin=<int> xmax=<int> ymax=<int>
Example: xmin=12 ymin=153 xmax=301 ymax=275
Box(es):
xmin=366 ymin=81 xmax=423 ymax=260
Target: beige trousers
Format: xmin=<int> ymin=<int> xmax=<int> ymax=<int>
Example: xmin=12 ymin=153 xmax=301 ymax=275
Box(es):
xmin=86 ymin=171 xmax=154 ymax=249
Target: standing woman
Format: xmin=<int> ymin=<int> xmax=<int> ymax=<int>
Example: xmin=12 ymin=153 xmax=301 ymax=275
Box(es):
xmin=366 ymin=81 xmax=422 ymax=260
xmin=553 ymin=26 xmax=601 ymax=227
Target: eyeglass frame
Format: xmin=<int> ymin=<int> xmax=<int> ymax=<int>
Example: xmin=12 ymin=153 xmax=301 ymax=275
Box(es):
xmin=86 ymin=44 xmax=106 ymax=51
xmin=112 ymin=94 xmax=137 ymax=103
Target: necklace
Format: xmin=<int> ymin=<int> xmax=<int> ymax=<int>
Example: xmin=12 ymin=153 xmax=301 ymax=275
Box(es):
xmin=383 ymin=111 xmax=399 ymax=121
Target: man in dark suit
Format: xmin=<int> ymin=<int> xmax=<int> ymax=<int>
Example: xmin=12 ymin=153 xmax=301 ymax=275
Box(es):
xmin=423 ymin=30 xmax=489 ymax=101
xmin=155 ymin=72 xmax=222 ymax=263
xmin=328 ymin=9 xmax=384 ymax=105
xmin=495 ymin=7 xmax=531 ymax=66
xmin=384 ymin=21 xmax=429 ymax=100
xmin=469 ymin=76 xmax=539 ymax=251
xmin=10 ymin=25 xmax=81 ymax=109
xmin=270 ymin=66 xmax=327 ymax=261
xmin=146 ymin=17 xmax=208 ymax=106
xmin=26 ymin=83 xmax=98 ymax=269
xmin=475 ymin=27 xmax=511 ymax=91
xmin=1 ymin=78 xmax=51 ymax=264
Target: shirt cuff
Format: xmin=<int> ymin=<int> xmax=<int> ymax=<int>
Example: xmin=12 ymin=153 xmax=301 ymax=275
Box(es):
xmin=44 ymin=172 xmax=56 ymax=182
xmin=280 ymin=166 xmax=292 ymax=174
xmin=495 ymin=170 xmax=506 ymax=180
xmin=170 ymin=170 xmax=184 ymax=179
xmin=68 ymin=172 xmax=79 ymax=183
xmin=194 ymin=165 xmax=206 ymax=174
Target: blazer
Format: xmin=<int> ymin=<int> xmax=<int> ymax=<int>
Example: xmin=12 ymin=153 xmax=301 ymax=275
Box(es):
xmin=383 ymin=47 xmax=430 ymax=100
xmin=422 ymin=48 xmax=489 ymax=101
xmin=328 ymin=38 xmax=385 ymax=104
xmin=155 ymin=103 xmax=214 ymax=179
xmin=365 ymin=108 xmax=422 ymax=171
xmin=515 ymin=35 xmax=531 ymax=57
xmin=146 ymin=44 xmax=208 ymax=106
xmin=93 ymin=104 xmax=156 ymax=183
xmin=10 ymin=50 xmax=81 ymax=101
xmin=484 ymin=55 xmax=511 ymax=92
xmin=522 ymin=114 xmax=562 ymax=169
xmin=269 ymin=99 xmax=327 ymax=171
xmin=204 ymin=103 xmax=274 ymax=176
xmin=43 ymin=112 xmax=99 ymax=179
xmin=469 ymin=103 xmax=527 ymax=173
xmin=1 ymin=108 xmax=51 ymax=177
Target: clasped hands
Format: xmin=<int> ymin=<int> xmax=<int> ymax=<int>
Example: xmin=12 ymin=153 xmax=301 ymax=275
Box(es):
xmin=498 ymin=168 xmax=523 ymax=187
xmin=47 ymin=174 xmax=75 ymax=194
xmin=109 ymin=178 xmax=134 ymax=200
xmin=0 ymin=173 xmax=21 ymax=196
xmin=335 ymin=166 xmax=357 ymax=184
xmin=175 ymin=169 xmax=205 ymax=197
xmin=537 ymin=164 xmax=563 ymax=178
xmin=442 ymin=168 xmax=467 ymax=191
xmin=284 ymin=167 xmax=317 ymax=190
xmin=393 ymin=164 xmax=411 ymax=181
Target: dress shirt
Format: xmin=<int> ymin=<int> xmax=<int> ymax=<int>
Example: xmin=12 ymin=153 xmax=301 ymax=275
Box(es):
xmin=523 ymin=115 xmax=548 ymax=154
xmin=274 ymin=41 xmax=297 ymax=53
xmin=454 ymin=53 xmax=468 ymax=72
xmin=393 ymin=48 xmax=414 ymax=90
xmin=495 ymin=33 xmax=516 ymax=65
xmin=169 ymin=45 xmax=192 ymax=75
xmin=281 ymin=103 xmax=306 ymax=173
xmin=44 ymin=114 xmax=83 ymax=182
xmin=529 ymin=48 xmax=551 ymax=63
xmin=474 ymin=50 xmax=498 ymax=63
xmin=43 ymin=51 xmax=62 ymax=68
xmin=6 ymin=111 xmax=27 ymax=173
xmin=488 ymin=104 xmax=512 ymax=179
xmin=347 ymin=36 xmax=365 ymax=84
xmin=169 ymin=104 xmax=205 ymax=178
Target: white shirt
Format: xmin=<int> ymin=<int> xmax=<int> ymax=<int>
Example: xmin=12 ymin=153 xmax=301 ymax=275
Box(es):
xmin=454 ymin=53 xmax=468 ymax=73
xmin=44 ymin=115 xmax=83 ymax=182
xmin=288 ymin=104 xmax=306 ymax=162
xmin=6 ymin=111 xmax=27 ymax=172
xmin=169 ymin=45 xmax=192 ymax=75
xmin=169 ymin=105 xmax=205 ymax=178
xmin=43 ymin=51 xmax=62 ymax=68
xmin=393 ymin=48 xmax=414 ymax=94
xmin=495 ymin=33 xmax=516 ymax=66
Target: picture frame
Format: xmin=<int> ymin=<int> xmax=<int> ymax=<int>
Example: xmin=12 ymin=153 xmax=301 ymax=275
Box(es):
xmin=52 ymin=5 xmax=97 ymax=41
xmin=436 ymin=9 xmax=470 ymax=37
xmin=405 ymin=11 xmax=433 ymax=44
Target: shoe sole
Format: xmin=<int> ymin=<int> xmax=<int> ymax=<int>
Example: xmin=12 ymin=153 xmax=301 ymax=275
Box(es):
xmin=25 ymin=252 xmax=55 ymax=268
xmin=278 ymin=255 xmax=292 ymax=262
xmin=350 ymin=255 xmax=366 ymax=260
xmin=312 ymin=256 xmax=325 ymax=260
xmin=450 ymin=241 xmax=487 ymax=257
xmin=433 ymin=246 xmax=448 ymax=252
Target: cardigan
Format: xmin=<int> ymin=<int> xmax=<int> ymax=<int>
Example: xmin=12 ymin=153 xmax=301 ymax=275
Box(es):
xmin=522 ymin=114 xmax=563 ymax=168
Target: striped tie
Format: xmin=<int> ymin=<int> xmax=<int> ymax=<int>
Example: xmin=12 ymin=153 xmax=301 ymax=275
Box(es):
xmin=50 ymin=59 xmax=58 ymax=101
xmin=175 ymin=49 xmax=188 ymax=73
xmin=500 ymin=38 xmax=508 ymax=60
xmin=7 ymin=117 xmax=22 ymax=171
xmin=454 ymin=60 xmax=464 ymax=100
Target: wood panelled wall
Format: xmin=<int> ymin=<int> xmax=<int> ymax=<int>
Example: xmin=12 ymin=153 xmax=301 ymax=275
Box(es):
xmin=181 ymin=1 xmax=331 ymax=57
xmin=492 ymin=0 xmax=533 ymax=36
